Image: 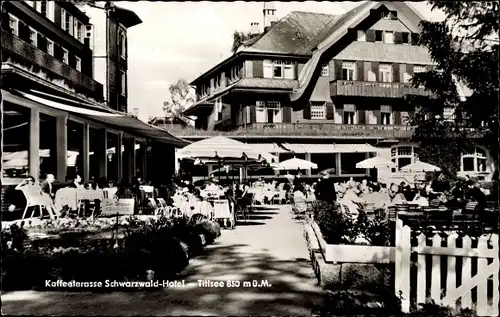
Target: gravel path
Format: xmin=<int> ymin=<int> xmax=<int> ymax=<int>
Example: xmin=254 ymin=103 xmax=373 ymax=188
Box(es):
xmin=2 ymin=205 xmax=324 ymax=316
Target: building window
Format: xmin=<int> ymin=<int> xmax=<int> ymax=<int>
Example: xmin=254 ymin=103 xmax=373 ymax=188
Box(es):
xmin=461 ymin=147 xmax=487 ymax=173
xmin=403 ymin=72 xmax=412 ymax=83
xmin=342 ymin=62 xmax=356 ymax=81
xmin=8 ymin=14 xmax=19 ymax=36
xmin=3 ymin=103 xmax=30 ymax=182
xmin=120 ymin=32 xmax=126 ymax=58
xmin=46 ymin=39 xmax=54 ymax=55
xmin=284 ymin=60 xmax=294 ymax=79
xmin=385 ymin=31 xmax=394 ymax=44
xmin=321 ymin=63 xmax=329 ymax=76
xmin=256 ymin=101 xmax=281 ymax=123
xmin=310 ymin=102 xmax=326 ymax=119
xmin=381 ymin=105 xmax=392 ymax=125
xmin=75 ymin=21 xmax=84 ymax=43
xmin=273 ymin=60 xmax=283 ymax=78
xmin=357 ymin=30 xmax=366 ymax=41
xmin=61 ymin=9 xmax=73 ymax=35
xmin=413 ymin=65 xmax=426 ymax=73
xmin=402 ymin=32 xmax=410 ymax=44
xmin=379 ymin=64 xmax=393 ymax=82
xmin=391 ymin=145 xmax=418 ymax=172
xmin=375 ymin=30 xmax=383 ymax=42
xmin=39 ymin=113 xmax=57 ymax=180
xmin=343 ymin=104 xmax=356 ymax=124
xmin=62 ymin=48 xmax=69 ymax=64
xmin=75 ymin=57 xmax=81 ymax=71
xmin=341 ymin=153 xmax=367 ymax=175
xmin=35 ymin=0 xmax=48 ymax=17
xmin=28 ymin=27 xmax=37 ymax=46
xmin=120 ymin=71 xmax=126 ymax=95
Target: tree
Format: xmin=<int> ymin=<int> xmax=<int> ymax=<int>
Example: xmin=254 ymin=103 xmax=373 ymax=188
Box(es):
xmin=231 ymin=30 xmax=252 ymax=53
xmin=161 ymin=79 xmax=195 ymax=122
xmin=408 ymin=1 xmax=499 ymax=178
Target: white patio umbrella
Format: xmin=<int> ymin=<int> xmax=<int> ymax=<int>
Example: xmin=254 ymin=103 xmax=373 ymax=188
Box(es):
xmin=277 ymin=157 xmax=318 ymax=170
xmin=400 ymin=161 xmax=441 ymax=172
xmin=177 ymin=136 xmax=263 ymax=162
xmin=356 ymin=156 xmax=396 ymax=169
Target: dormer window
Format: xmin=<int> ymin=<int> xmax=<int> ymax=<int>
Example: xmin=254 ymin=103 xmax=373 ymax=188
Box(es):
xmin=273 ymin=60 xmax=283 ymax=78
xmin=402 ymin=32 xmax=410 ymax=44
xmin=384 ymin=31 xmax=394 ymax=44
xmin=284 ymin=61 xmax=294 ymax=79
xmin=375 ymin=30 xmax=383 ymax=42
xmin=357 ymin=30 xmax=366 ymax=42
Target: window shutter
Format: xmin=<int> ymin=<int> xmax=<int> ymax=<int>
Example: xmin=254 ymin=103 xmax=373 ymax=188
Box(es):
xmin=391 ymin=11 xmax=398 ymax=20
xmin=411 ymin=33 xmax=420 ymax=45
xmin=406 ymin=64 xmax=414 ymax=77
xmin=303 ymin=103 xmax=311 ymax=119
xmin=334 ymin=60 xmax=343 ymax=80
xmin=394 ymin=111 xmax=401 ymax=124
xmin=250 ymin=105 xmax=257 ymax=123
xmin=371 ymin=62 xmax=379 ymax=81
xmin=393 ymin=63 xmax=400 ymax=82
xmin=366 ymin=29 xmax=375 ymax=42
xmin=253 ymin=60 xmax=264 ymax=78
xmin=374 ymin=110 xmax=381 ymax=124
xmin=358 ymin=110 xmax=366 ymax=124
xmin=356 ymin=61 xmax=364 ymax=81
xmin=394 ymin=32 xmax=402 ymax=44
xmin=326 ymin=102 xmax=334 ymax=120
xmin=282 ymin=106 xmax=292 ymax=123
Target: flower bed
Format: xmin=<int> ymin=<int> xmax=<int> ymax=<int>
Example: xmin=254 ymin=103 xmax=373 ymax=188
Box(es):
xmin=306 ymin=201 xmax=395 ymax=295
xmin=1 ymin=215 xmax=221 ymax=291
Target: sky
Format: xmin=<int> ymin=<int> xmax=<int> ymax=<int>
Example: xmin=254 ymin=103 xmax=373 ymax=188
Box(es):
xmin=117 ymin=1 xmax=446 ymax=122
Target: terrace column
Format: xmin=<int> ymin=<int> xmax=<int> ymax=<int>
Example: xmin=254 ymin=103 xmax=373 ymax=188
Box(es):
xmin=131 ymin=138 xmax=136 ymax=178
xmin=82 ymin=123 xmax=89 ymax=182
xmin=117 ymin=132 xmax=123 ymax=182
xmin=99 ymin=130 xmax=107 ymax=179
xmin=29 ymin=108 xmax=40 ymax=180
xmin=336 ymin=153 xmax=342 ymax=177
xmin=56 ymin=114 xmax=68 ymax=182
xmin=305 ymin=152 xmax=312 ymax=176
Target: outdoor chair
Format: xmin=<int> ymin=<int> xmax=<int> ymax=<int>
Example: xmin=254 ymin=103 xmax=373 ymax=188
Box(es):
xmin=148 ymin=198 xmax=161 ymax=216
xmin=272 ymin=190 xmax=286 ymax=205
xmin=292 ymin=195 xmax=307 ymax=215
xmin=20 ymin=188 xmax=47 ymax=219
xmin=157 ymin=198 xmax=168 ymax=215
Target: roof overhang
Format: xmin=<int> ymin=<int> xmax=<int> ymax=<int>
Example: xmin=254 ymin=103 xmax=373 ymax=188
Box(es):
xmin=114 ymin=6 xmax=143 ymax=28
xmin=282 ymin=143 xmax=380 ymax=153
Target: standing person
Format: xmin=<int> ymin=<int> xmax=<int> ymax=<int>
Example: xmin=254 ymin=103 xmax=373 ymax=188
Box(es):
xmin=40 ymin=174 xmax=59 ymax=218
xmin=315 ymin=171 xmax=337 ymax=204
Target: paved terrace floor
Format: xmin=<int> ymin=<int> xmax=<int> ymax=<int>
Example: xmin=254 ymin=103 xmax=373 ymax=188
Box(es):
xmin=2 ymin=205 xmax=325 ymax=316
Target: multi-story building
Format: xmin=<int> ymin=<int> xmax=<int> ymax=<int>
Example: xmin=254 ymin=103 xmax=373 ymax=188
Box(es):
xmin=1 ymin=1 xmax=186 ymax=216
xmin=178 ymin=1 xmax=495 ymax=183
xmin=74 ymin=1 xmax=142 ymax=113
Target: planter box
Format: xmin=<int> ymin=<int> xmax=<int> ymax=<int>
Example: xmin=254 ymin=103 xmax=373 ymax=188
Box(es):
xmin=308 ymin=221 xmax=395 ymax=292
xmin=311 ymin=221 xmax=395 ymax=263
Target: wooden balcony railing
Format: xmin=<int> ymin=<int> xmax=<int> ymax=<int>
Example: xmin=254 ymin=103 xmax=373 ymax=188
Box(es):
xmin=330 ymin=80 xmax=432 ymax=98
xmin=167 ymin=123 xmax=415 ymax=139
xmin=2 ymin=30 xmax=103 ymax=100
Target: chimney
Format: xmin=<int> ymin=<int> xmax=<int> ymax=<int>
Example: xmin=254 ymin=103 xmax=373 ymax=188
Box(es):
xmin=250 ymin=22 xmax=260 ymax=36
xmin=263 ymin=2 xmax=277 ymax=29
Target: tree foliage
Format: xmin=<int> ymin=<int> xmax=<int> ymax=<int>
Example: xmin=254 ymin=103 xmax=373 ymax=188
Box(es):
xmin=231 ymin=30 xmax=252 ymax=53
xmin=161 ymin=79 xmax=195 ymax=121
xmin=408 ymin=1 xmax=499 ymax=177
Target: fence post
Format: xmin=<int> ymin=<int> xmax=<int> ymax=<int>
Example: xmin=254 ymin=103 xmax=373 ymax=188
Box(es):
xmin=396 ymin=219 xmax=411 ymax=313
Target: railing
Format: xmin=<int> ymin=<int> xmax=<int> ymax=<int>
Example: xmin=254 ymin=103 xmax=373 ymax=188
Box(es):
xmin=2 ymin=30 xmax=103 ymax=100
xmin=330 ymin=80 xmax=432 ymax=98
xmin=166 ymin=123 xmax=415 ymax=138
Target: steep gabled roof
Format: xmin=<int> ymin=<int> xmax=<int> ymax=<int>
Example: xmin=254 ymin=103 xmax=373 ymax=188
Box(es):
xmin=241 ymin=11 xmax=340 ymax=55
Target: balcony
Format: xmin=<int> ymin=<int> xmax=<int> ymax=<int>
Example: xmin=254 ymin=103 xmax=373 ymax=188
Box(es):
xmin=2 ymin=30 xmax=103 ymax=100
xmin=330 ymin=80 xmax=432 ymax=98
xmin=167 ymin=123 xmax=415 ymax=139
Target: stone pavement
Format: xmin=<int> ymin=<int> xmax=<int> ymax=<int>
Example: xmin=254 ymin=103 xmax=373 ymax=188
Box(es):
xmin=2 ymin=205 xmax=325 ymax=316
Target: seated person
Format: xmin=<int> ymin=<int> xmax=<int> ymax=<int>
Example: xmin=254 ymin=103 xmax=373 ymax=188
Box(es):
xmin=428 ymin=173 xmax=451 ymax=200
xmin=412 ymin=189 xmax=429 ymax=207
xmin=115 ymin=181 xmax=134 ymax=199
xmin=464 ymin=180 xmax=487 ymax=211
xmin=374 ymin=183 xmax=407 ymax=209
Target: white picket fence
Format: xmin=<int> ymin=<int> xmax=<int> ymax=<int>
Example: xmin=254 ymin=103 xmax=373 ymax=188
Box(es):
xmin=395 ymin=219 xmax=499 ymax=316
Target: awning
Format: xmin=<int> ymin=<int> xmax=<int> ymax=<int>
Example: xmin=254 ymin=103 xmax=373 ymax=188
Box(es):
xmin=245 ymin=143 xmax=289 ymax=154
xmin=3 ymin=89 xmax=188 ymax=147
xmin=282 ymin=143 xmax=380 ymax=154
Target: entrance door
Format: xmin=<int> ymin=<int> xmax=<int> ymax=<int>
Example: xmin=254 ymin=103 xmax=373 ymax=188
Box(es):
xmin=267 ymin=110 xmax=274 ymax=123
